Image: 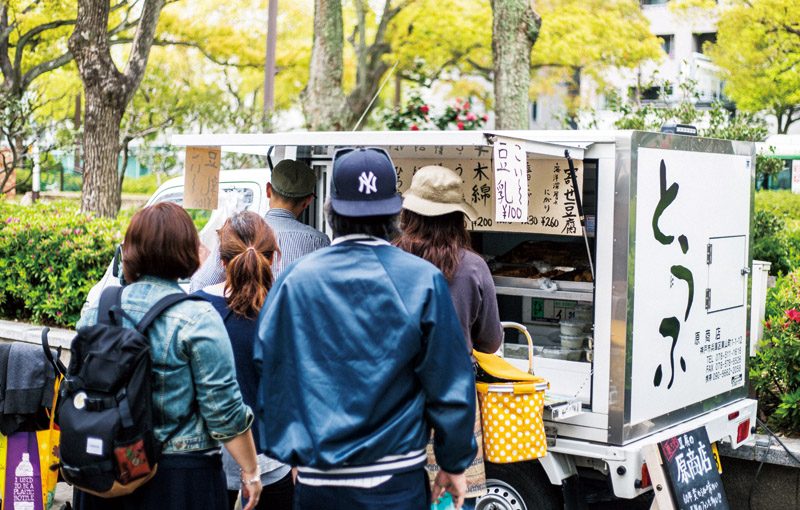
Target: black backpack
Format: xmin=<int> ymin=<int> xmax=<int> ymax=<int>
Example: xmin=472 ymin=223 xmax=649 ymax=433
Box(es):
xmin=47 ymin=286 xmax=201 ymax=498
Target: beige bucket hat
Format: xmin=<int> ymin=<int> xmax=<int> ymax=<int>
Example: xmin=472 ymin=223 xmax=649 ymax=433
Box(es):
xmin=402 ymin=165 xmax=478 ymax=220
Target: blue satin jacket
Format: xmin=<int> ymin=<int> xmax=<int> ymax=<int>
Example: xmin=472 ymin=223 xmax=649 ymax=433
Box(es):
xmin=255 ymin=236 xmax=477 ymax=474
xmin=77 ymin=276 xmax=253 ymax=453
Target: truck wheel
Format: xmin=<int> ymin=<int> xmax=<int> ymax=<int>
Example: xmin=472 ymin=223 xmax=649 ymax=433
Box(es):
xmin=479 ymin=461 xmax=564 ymax=510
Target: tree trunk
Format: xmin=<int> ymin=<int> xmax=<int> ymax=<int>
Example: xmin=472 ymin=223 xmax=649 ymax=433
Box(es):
xmin=82 ymin=98 xmax=123 ymax=215
xmin=70 ymin=0 xmax=165 ymax=217
xmin=491 ymin=0 xmax=541 ymax=130
xmin=303 ymin=0 xmax=348 ymax=130
xmin=565 ymin=66 xmax=581 ymax=129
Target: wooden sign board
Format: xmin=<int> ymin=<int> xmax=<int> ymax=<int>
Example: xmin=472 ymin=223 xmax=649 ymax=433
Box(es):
xmin=393 ymin=154 xmax=583 ymax=236
xmin=657 ymin=427 xmax=729 ymax=510
xmin=184 ymin=146 xmax=221 ymax=210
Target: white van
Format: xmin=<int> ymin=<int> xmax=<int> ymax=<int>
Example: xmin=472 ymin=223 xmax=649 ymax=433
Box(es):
xmin=85 ymin=168 xmax=272 ymax=305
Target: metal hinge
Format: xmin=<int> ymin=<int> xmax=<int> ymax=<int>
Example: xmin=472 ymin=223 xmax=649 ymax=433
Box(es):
xmin=705 ymin=288 xmax=711 ymax=310
xmin=706 ymin=244 xmax=713 ymax=265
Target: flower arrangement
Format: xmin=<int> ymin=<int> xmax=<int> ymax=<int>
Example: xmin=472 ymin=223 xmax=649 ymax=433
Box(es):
xmin=382 ymin=93 xmax=488 ymax=131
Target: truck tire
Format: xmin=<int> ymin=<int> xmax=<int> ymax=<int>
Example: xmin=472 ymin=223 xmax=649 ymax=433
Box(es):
xmin=479 ymin=461 xmax=564 ymax=510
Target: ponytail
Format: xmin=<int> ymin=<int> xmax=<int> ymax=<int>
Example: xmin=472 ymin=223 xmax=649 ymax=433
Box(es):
xmin=217 ymin=212 xmax=280 ymax=318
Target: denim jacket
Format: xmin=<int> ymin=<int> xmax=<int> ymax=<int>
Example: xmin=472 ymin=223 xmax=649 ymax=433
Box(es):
xmin=77 ymin=276 xmax=253 ymax=453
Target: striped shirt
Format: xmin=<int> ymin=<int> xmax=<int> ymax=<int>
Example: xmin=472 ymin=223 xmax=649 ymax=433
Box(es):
xmin=190 ymin=208 xmax=330 ymax=292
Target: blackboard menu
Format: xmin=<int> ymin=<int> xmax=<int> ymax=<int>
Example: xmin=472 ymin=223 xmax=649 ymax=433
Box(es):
xmin=658 ymin=427 xmax=729 ymax=510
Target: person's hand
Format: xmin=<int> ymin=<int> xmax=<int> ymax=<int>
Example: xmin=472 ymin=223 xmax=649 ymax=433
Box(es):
xmin=432 ymin=470 xmax=467 ymax=509
xmin=240 ymin=470 xmax=262 ymax=510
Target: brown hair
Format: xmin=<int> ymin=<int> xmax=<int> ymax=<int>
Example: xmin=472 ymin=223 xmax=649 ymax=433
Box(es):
xmin=122 ymin=202 xmax=200 ymax=283
xmin=218 ymin=211 xmax=279 ymax=318
xmin=394 ymin=210 xmax=471 ymax=281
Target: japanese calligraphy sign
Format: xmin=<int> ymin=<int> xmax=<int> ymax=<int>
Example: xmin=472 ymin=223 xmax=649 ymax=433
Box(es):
xmin=493 ymin=138 xmax=527 ymax=223
xmin=391 ymin=146 xmax=582 ymax=235
xmin=792 ymin=160 xmax=800 ymax=194
xmin=658 ymin=428 xmax=729 ymax=510
xmin=630 ymin=148 xmax=750 ymax=425
xmin=184 ymin=146 xmax=221 ymax=210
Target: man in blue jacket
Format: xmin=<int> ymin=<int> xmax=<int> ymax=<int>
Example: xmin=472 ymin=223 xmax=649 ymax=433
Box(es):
xmin=255 ymin=147 xmax=477 ymax=509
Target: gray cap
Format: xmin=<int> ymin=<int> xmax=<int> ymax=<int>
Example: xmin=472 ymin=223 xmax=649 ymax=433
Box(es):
xmin=270 ymin=160 xmax=316 ymax=198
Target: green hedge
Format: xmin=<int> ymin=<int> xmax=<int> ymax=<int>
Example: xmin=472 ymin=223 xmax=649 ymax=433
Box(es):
xmin=0 ymin=200 xmax=130 ymax=327
xmin=753 ymin=190 xmax=800 ymax=275
xmin=752 ymin=269 xmax=800 ymax=433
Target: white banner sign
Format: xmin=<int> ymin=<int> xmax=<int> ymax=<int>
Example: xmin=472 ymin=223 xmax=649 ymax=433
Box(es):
xmin=493 ymin=138 xmax=528 ymax=223
xmin=792 ymin=160 xmax=800 ymax=194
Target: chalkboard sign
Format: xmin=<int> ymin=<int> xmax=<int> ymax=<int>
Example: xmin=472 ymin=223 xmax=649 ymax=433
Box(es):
xmin=658 ymin=427 xmax=729 ymax=510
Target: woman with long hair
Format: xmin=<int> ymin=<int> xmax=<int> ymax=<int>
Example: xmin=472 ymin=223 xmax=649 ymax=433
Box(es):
xmin=74 ymin=202 xmax=262 ymax=510
xmin=195 ymin=211 xmax=293 ymax=510
xmin=395 ymin=165 xmax=503 ymax=510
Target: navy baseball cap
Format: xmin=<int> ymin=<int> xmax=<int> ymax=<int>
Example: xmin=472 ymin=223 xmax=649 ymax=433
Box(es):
xmin=329 ymin=147 xmax=402 ymax=217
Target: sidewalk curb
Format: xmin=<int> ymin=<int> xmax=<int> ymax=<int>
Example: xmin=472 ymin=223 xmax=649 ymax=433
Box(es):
xmin=0 ymin=319 xmax=73 ymax=349
xmin=720 ymin=434 xmax=800 ymax=469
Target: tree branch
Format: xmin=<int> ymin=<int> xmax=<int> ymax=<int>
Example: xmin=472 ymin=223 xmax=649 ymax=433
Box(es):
xmin=21 ymin=51 xmax=73 ymax=90
xmin=0 ymin=7 xmax=14 ymax=83
xmin=121 ymin=0 xmax=166 ymax=101
xmin=14 ymin=18 xmax=76 ymax=77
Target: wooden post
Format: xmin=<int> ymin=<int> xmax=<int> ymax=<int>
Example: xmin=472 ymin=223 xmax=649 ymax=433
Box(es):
xmin=644 ymin=444 xmax=676 ymax=510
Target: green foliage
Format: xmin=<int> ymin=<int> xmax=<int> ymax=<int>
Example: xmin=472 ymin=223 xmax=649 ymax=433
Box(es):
xmin=0 ymin=200 xmax=130 ymax=327
xmin=120 ymin=174 xmax=160 ymax=195
xmin=703 ymin=0 xmax=800 ymax=133
xmin=753 ymin=191 xmax=800 ymax=276
xmin=751 ymin=209 xmax=794 ymax=276
xmin=381 ymin=92 xmax=488 ymax=131
xmin=751 ymin=270 xmax=800 ymax=432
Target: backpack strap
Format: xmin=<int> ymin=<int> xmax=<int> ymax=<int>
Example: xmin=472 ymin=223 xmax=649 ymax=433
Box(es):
xmin=97 ymin=285 xmax=124 ymax=326
xmin=135 ymin=293 xmax=205 ymax=334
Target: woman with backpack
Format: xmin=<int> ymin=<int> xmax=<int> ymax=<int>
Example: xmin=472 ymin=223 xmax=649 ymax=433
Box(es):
xmin=73 ymin=202 xmax=262 ymax=510
xmin=394 ymin=165 xmax=504 ymax=510
xmin=194 ymin=211 xmax=294 ymax=510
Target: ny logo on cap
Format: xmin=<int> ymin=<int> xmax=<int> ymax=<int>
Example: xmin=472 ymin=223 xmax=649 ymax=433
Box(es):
xmin=358 ymin=171 xmax=377 ymax=195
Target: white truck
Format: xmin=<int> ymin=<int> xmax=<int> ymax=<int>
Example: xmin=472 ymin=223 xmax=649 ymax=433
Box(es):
xmin=169 ymin=130 xmax=759 ymax=509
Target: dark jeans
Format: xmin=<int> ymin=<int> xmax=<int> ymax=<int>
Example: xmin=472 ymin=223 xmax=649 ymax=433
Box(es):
xmin=293 ymin=468 xmax=429 ymax=510
xmin=228 ymin=472 xmax=294 ymax=510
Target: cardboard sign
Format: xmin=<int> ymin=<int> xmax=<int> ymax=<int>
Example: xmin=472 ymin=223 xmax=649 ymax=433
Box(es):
xmin=658 ymin=427 xmax=729 ymax=510
xmin=493 ymin=138 xmax=528 ymax=223
xmin=392 ymin=154 xmax=582 ymax=236
xmin=184 ymin=146 xmax=221 ymax=210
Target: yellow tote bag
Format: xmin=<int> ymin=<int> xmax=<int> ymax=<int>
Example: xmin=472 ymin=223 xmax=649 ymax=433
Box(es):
xmin=474 ymin=322 xmax=548 ymax=464
xmin=0 ymin=376 xmax=61 ymax=510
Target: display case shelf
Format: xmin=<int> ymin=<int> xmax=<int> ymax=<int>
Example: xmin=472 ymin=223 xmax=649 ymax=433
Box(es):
xmin=493 ymin=276 xmax=594 ymax=302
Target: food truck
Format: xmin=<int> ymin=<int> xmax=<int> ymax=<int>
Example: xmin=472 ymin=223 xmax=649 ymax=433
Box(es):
xmin=171 ymin=130 xmax=758 ymax=509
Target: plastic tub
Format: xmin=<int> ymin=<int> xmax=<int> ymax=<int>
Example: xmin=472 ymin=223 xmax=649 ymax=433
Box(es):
xmin=559 ymin=319 xmax=587 ymax=336
xmin=560 ymin=334 xmax=585 ymax=349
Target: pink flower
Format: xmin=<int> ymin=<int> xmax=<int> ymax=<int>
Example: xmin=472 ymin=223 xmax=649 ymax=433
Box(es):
xmin=419 ymin=105 xmax=429 ymax=114
xmin=466 ymin=112 xmax=477 ymax=121
xmin=785 ymin=308 xmax=800 ymax=323
xmin=482 ymin=114 xmax=489 ymax=122
xmin=457 ymin=121 xmax=465 ymax=130
xmin=410 ymin=124 xmax=419 ymax=131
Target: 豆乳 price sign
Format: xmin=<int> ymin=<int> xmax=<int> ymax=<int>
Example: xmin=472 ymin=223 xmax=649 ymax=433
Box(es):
xmin=493 ymin=138 xmax=527 ymax=223
xmin=658 ymin=428 xmax=729 ymax=510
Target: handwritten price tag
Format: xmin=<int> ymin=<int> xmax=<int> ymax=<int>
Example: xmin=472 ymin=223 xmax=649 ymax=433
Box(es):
xmin=493 ymin=138 xmax=527 ymax=223
xmin=183 ymin=147 xmax=221 ymax=210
